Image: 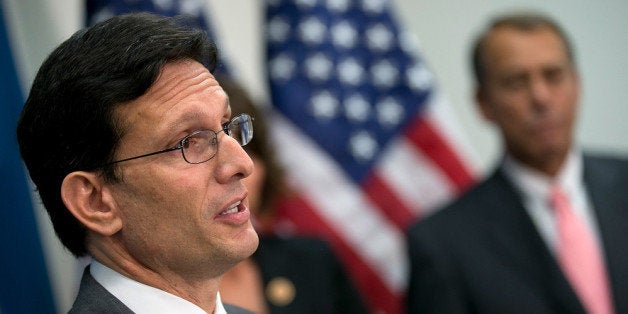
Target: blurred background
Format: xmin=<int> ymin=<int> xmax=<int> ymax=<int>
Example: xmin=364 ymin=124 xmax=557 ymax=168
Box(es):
xmin=2 ymin=0 xmax=627 ymax=313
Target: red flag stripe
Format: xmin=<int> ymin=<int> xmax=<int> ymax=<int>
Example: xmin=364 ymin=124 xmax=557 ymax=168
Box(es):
xmin=271 ymin=113 xmax=408 ymax=291
xmin=362 ymin=172 xmax=418 ymax=229
xmin=405 ymin=114 xmax=475 ymax=193
xmin=276 ymin=195 xmax=402 ymax=314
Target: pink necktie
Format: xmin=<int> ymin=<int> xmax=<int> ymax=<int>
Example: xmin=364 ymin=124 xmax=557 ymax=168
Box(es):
xmin=552 ymin=186 xmax=614 ymax=314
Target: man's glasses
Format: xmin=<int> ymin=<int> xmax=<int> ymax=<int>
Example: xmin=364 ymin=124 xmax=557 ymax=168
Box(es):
xmin=107 ymin=113 xmax=253 ymax=165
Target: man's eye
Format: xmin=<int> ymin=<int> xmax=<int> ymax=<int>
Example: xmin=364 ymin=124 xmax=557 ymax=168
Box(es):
xmin=501 ymin=76 xmax=526 ymax=90
xmin=181 ymin=138 xmax=190 ymax=149
xmin=545 ymin=68 xmax=565 ymax=84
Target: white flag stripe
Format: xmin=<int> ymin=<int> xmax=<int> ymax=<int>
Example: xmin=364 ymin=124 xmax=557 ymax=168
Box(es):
xmin=377 ymin=124 xmax=457 ymax=215
xmin=271 ymin=113 xmax=408 ymax=293
xmin=425 ymin=91 xmax=481 ymax=175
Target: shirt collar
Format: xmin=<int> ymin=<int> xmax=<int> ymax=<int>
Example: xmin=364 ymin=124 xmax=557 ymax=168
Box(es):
xmin=501 ymin=149 xmax=583 ymax=201
xmin=90 ymin=260 xmax=227 ymax=314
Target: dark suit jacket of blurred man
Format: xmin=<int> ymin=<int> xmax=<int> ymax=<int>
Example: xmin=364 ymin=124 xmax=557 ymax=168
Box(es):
xmin=406 ymin=154 xmax=628 ymax=313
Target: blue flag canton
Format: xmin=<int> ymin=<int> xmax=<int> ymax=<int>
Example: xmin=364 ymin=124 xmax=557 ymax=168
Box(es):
xmin=86 ymin=0 xmax=210 ymax=29
xmin=86 ymin=0 xmax=230 ymax=76
xmin=266 ymin=0 xmax=434 ymax=183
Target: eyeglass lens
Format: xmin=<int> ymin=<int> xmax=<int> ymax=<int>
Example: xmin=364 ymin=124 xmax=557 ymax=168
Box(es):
xmin=181 ymin=113 xmax=253 ymax=164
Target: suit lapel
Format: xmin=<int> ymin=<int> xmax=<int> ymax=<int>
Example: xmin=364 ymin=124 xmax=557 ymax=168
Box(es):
xmin=583 ymin=156 xmax=628 ymax=313
xmin=481 ymin=170 xmax=585 ymax=313
xmin=69 ymin=266 xmax=133 ymax=314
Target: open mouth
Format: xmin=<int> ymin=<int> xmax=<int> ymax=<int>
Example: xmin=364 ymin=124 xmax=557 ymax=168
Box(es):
xmin=219 ymin=200 xmax=243 ymax=215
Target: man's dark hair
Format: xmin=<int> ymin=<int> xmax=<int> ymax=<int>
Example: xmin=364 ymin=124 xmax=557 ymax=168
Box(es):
xmin=16 ymin=12 xmax=218 ymax=257
xmin=471 ymin=11 xmax=575 ymax=88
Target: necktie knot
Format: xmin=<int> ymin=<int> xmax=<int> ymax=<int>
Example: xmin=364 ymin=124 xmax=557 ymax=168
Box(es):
xmin=550 ymin=185 xmax=569 ymax=212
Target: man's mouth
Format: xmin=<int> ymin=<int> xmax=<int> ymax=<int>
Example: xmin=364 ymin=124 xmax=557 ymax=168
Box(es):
xmin=220 ymin=200 xmax=242 ymax=215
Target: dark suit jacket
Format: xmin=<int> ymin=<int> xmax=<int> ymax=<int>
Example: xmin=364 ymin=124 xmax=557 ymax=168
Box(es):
xmin=69 ymin=266 xmax=254 ymax=314
xmin=406 ymin=155 xmax=628 ymax=314
xmin=253 ymin=236 xmax=368 ymax=314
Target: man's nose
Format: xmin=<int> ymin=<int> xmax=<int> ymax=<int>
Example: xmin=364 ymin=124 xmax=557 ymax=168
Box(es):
xmin=529 ymin=77 xmax=552 ymax=111
xmin=214 ymin=135 xmax=255 ymax=183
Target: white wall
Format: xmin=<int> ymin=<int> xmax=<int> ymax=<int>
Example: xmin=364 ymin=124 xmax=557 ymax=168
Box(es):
xmin=4 ymin=0 xmax=628 ymax=312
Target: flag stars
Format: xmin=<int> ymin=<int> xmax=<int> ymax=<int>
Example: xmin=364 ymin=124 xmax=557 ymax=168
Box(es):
xmin=91 ymin=7 xmax=115 ymax=23
xmin=366 ymin=23 xmax=393 ymax=52
xmin=179 ymin=0 xmax=204 ymax=16
xmin=349 ymin=131 xmax=378 ymax=162
xmin=407 ymin=64 xmax=433 ymax=92
xmin=310 ymin=91 xmax=340 ymax=120
xmin=371 ymin=60 xmax=399 ymax=88
xmin=376 ymin=97 xmax=405 ymax=127
xmin=153 ymin=0 xmax=175 ymax=11
xmin=327 ymin=0 xmax=351 ymax=13
xmin=270 ymin=54 xmax=296 ymax=81
xmin=299 ymin=17 xmax=327 ymax=45
xmin=331 ymin=22 xmax=358 ymax=49
xmin=305 ymin=54 xmax=333 ymax=81
xmin=344 ymin=94 xmax=371 ymax=123
xmin=338 ymin=58 xmax=365 ymax=85
xmin=399 ymin=31 xmax=420 ymax=55
xmin=268 ymin=16 xmax=291 ymax=43
xmin=362 ymin=0 xmax=387 ymax=14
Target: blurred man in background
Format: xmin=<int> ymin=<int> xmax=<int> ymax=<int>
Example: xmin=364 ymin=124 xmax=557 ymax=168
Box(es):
xmin=407 ymin=11 xmax=628 ymax=314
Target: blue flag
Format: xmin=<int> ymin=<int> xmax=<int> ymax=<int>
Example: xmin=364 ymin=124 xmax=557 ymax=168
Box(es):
xmin=0 ymin=4 xmax=56 ymax=313
xmin=86 ymin=0 xmax=232 ymax=77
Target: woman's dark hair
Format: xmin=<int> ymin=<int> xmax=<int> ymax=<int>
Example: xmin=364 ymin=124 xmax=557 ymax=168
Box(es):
xmin=16 ymin=13 xmax=218 ymax=257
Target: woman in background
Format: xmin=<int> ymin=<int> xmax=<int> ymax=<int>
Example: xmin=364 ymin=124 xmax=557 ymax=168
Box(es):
xmin=219 ymin=78 xmax=368 ymax=314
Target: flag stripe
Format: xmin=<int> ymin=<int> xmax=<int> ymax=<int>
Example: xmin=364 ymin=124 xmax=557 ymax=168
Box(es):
xmin=263 ymin=2 xmax=478 ymax=313
xmin=271 ymin=114 xmax=407 ymax=292
xmin=425 ymin=91 xmax=480 ymax=173
xmin=405 ymin=112 xmax=475 ymax=193
xmin=276 ymin=195 xmax=401 ymax=314
xmin=362 ymin=172 xmax=416 ymax=228
xmin=376 ymin=121 xmax=455 ymax=214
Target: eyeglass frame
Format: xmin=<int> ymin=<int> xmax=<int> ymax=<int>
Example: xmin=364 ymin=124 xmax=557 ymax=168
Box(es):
xmin=105 ymin=113 xmax=253 ymax=166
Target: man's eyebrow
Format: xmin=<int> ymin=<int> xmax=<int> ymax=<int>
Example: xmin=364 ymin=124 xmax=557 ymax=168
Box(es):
xmin=165 ymin=111 xmax=202 ymax=132
xmin=225 ymin=94 xmax=231 ymax=114
xmin=165 ymin=98 xmax=231 ymax=132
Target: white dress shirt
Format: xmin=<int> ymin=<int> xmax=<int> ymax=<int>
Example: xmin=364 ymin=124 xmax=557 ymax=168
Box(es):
xmin=501 ymin=150 xmax=603 ymax=254
xmin=90 ymin=260 xmax=227 ymax=314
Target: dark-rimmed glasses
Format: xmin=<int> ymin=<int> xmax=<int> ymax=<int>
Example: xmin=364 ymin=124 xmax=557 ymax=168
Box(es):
xmin=107 ymin=113 xmax=253 ymax=165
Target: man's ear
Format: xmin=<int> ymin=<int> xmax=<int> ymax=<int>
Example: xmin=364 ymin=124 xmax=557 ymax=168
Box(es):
xmin=61 ymin=171 xmax=122 ymax=236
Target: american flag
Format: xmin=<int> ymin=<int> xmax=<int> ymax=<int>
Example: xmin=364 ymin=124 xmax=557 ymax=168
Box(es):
xmin=264 ymin=0 xmax=476 ymax=312
xmin=86 ymin=0 xmax=231 ymax=77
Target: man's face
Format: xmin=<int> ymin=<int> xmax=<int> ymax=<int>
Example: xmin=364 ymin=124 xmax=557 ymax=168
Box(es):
xmin=477 ymin=26 xmax=579 ymax=171
xmin=108 ymin=59 xmax=258 ymax=278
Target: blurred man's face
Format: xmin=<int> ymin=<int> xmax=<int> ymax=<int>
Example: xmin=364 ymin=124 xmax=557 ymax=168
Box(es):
xmin=108 ymin=59 xmax=258 ymax=278
xmin=477 ymin=26 xmax=579 ymax=175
